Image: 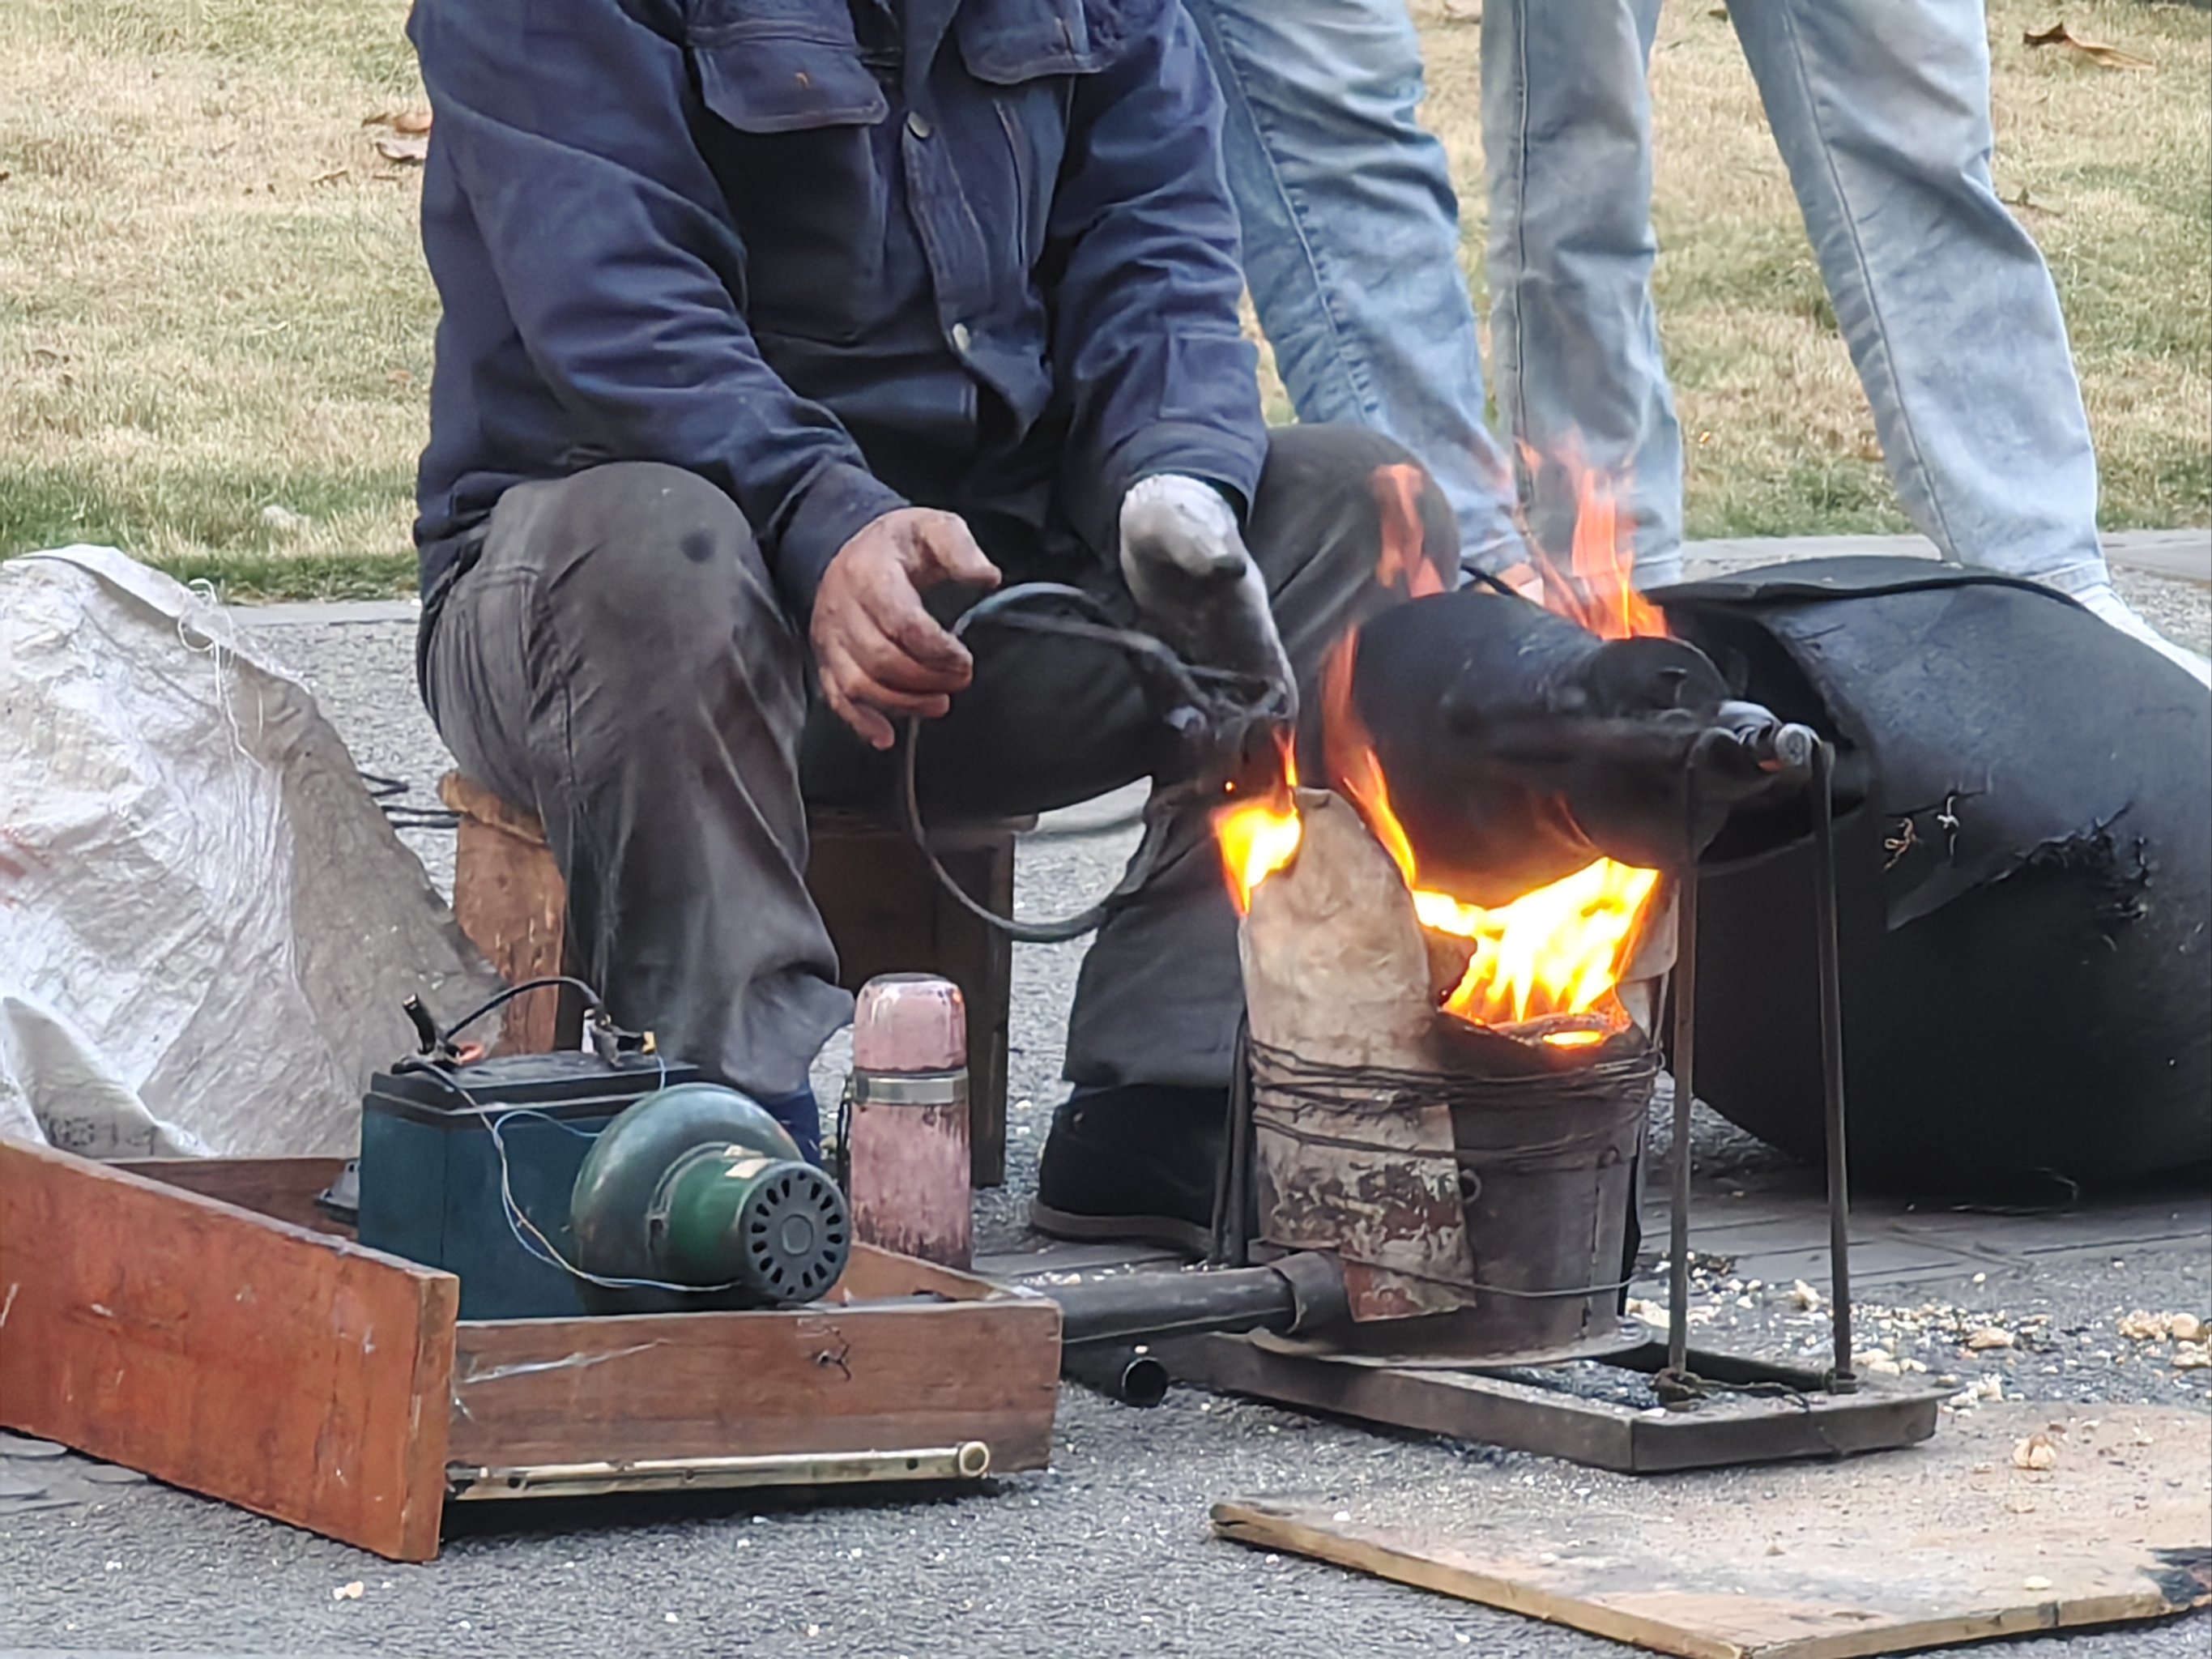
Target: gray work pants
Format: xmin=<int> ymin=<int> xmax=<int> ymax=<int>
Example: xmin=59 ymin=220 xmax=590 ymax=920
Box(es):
xmin=420 ymin=424 xmax=1455 ymax=1099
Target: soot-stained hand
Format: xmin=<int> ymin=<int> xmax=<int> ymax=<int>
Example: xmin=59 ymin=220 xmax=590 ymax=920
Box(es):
xmin=812 ymin=508 xmax=1003 ymax=750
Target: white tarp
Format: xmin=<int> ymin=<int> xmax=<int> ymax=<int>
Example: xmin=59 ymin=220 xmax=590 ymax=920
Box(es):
xmin=0 ymin=546 xmax=501 ymax=1158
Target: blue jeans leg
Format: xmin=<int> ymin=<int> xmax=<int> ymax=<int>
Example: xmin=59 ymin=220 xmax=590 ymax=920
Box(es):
xmin=1728 ymin=0 xmax=2108 ymax=592
xmin=1186 ymin=0 xmax=1526 ymax=576
xmin=1482 ymin=0 xmax=1684 ymax=587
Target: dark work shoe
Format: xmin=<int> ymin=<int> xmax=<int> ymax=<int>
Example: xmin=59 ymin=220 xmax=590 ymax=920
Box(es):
xmin=1030 ymin=1084 xmax=1226 ymax=1256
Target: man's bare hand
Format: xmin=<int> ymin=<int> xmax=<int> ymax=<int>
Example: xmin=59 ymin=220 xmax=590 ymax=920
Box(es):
xmin=812 ymin=508 xmax=1002 ymax=749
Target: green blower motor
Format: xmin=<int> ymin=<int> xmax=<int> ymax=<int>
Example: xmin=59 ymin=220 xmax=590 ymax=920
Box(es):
xmin=569 ymin=1083 xmax=850 ymax=1314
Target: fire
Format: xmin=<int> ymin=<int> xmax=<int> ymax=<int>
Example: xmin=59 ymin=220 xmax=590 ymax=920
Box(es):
xmin=1370 ymin=464 xmax=1450 ymax=600
xmin=1223 ymin=631 xmax=1660 ymax=1042
xmin=1215 ymin=447 xmax=1668 ymax=1043
xmin=1514 ymin=447 xmax=1670 ymax=642
xmin=1418 ymin=859 xmax=1661 ymax=1027
xmin=1216 ymin=741 xmax=1303 ymax=915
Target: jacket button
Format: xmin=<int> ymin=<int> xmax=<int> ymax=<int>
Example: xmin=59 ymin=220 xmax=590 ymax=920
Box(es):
xmin=906 ymin=111 xmax=933 ymax=140
xmin=950 ymin=322 xmax=972 ymax=352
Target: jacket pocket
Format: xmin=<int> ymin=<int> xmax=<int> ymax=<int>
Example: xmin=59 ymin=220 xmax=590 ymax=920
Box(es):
xmin=692 ymin=26 xmax=889 ymax=134
xmin=953 ymin=0 xmax=1110 ymax=83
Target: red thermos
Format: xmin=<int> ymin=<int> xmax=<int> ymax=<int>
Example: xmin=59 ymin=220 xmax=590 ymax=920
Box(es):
xmin=846 ymin=973 xmax=972 ymax=1269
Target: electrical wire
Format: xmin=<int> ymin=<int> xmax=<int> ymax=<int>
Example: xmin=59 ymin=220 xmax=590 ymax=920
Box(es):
xmin=392 ymin=1051 xmax=735 ymax=1295
xmin=897 ymin=582 xmax=1279 ymax=944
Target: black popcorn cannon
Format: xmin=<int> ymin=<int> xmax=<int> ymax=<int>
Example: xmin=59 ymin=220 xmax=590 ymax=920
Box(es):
xmin=1039 ymin=560 xmax=2210 ymax=1472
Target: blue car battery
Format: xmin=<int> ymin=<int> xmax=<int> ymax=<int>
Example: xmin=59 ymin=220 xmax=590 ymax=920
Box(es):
xmin=357 ymin=1051 xmax=699 ymax=1319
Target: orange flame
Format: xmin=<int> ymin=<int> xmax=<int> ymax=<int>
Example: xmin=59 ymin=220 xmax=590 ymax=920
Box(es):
xmin=1370 ymin=464 xmax=1449 ymax=600
xmin=1215 ymin=446 xmax=1667 ymax=1044
xmin=1226 ymin=627 xmax=1660 ymax=1038
xmin=1215 ymin=739 xmax=1302 ymax=915
xmin=1515 ymin=447 xmax=1669 ymax=642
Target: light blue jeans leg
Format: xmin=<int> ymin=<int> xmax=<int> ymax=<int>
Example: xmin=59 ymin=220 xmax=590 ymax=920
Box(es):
xmin=1728 ymin=0 xmax=2107 ymax=591
xmin=1482 ymin=0 xmax=1683 ymax=588
xmin=1185 ymin=0 xmax=1526 ymax=576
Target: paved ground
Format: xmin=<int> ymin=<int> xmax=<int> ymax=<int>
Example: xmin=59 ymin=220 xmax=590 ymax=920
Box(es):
xmin=1 ymin=542 xmax=2206 ymax=1657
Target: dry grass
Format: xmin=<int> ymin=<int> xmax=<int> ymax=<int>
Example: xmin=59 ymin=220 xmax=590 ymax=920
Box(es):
xmin=0 ymin=0 xmax=2204 ymax=595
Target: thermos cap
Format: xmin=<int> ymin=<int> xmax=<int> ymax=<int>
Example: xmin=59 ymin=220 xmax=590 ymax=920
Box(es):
xmin=853 ymin=973 xmax=967 ymax=1072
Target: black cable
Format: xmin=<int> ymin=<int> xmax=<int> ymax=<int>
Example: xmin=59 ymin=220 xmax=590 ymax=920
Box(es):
xmin=896 ymin=582 xmax=1264 ymax=944
xmin=359 ymin=770 xmax=461 ymax=832
xmin=433 ymin=975 xmax=606 ymax=1049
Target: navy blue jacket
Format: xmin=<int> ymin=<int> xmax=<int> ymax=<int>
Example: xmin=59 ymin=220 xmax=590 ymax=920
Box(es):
xmin=408 ymin=0 xmax=1268 ymax=612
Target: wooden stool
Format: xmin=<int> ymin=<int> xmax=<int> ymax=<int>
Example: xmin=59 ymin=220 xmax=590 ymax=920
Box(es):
xmin=437 ymin=774 xmax=1017 ymax=1187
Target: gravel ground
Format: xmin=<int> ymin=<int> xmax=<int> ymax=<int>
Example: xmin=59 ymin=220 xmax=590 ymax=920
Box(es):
xmin=1 ymin=561 xmax=2205 ymax=1657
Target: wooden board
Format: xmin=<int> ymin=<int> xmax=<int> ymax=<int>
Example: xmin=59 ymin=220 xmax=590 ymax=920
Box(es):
xmin=116 ymin=1155 xmax=352 ymax=1237
xmin=1215 ymin=1403 xmax=2212 ymax=1658
xmin=449 ymin=1244 xmax=1060 ymax=1473
xmin=0 ymin=1139 xmax=457 ymax=1561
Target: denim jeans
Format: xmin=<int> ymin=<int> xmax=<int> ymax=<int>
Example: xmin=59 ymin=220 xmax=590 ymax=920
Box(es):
xmin=1200 ymin=0 xmax=2112 ymax=597
xmin=1184 ymin=0 xmax=1528 ymax=578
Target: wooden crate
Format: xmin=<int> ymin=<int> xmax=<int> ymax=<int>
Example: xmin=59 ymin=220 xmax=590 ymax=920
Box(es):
xmin=440 ymin=775 xmax=1018 ymax=1187
xmin=0 ymin=1141 xmax=1059 ymax=1561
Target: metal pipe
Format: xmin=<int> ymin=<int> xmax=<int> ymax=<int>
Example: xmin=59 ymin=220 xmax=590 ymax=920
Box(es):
xmin=1046 ymin=1252 xmax=1346 ymax=1347
xmin=1061 ymin=1341 xmax=1171 ymax=1408
xmin=1811 ymin=741 xmax=1859 ymax=1394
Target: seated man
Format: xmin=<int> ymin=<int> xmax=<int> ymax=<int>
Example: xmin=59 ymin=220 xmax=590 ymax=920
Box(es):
xmin=407 ymin=0 xmax=1455 ymax=1237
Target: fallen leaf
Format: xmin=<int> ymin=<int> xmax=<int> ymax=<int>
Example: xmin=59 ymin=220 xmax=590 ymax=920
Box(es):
xmin=2172 ymin=1343 xmax=2210 ymax=1371
xmin=1792 ymin=1279 xmax=1822 ymax=1311
xmin=2012 ymin=1431 xmax=2058 ymax=1471
xmin=373 ymin=134 xmax=429 ymax=165
xmin=2003 ymin=186 xmax=2062 ymax=216
xmin=333 ymin=1580 xmax=364 ymax=1601
xmin=310 ymin=167 xmax=349 ymax=186
xmin=1966 ymin=1327 xmax=2014 ymax=1351
xmin=2023 ymin=22 xmax=2152 ymax=70
xmin=364 ymin=109 xmax=433 ymax=134
xmin=1626 ymin=1298 xmax=1668 ymax=1326
xmin=2171 ymin=1313 xmax=2205 ymax=1344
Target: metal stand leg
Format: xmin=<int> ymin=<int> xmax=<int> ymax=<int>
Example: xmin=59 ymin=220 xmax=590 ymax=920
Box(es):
xmin=1211 ymin=1017 xmax=1256 ymax=1269
xmin=1664 ymin=775 xmax=1700 ymax=1389
xmin=1810 ymin=741 xmax=1858 ymax=1393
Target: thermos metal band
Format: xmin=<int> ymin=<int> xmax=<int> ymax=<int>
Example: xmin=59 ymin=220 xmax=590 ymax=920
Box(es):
xmin=852 ymin=1069 xmax=969 ymax=1108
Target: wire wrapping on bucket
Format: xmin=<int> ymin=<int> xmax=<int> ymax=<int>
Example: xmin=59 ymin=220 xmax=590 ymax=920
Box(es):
xmin=1239 ymin=1034 xmax=1657 ymax=1306
xmin=1245 ymin=1036 xmax=1658 ymax=1177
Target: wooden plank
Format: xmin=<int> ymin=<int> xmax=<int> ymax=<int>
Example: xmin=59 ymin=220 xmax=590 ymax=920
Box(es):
xmin=115 ymin=1156 xmax=351 ymax=1238
xmin=449 ymin=1250 xmax=1060 ymax=1473
xmin=0 ymin=1140 xmax=458 ymax=1561
xmin=1215 ymin=1404 xmax=2212 ymax=1658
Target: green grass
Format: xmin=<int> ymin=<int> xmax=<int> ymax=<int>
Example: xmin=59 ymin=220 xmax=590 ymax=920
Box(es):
xmin=2 ymin=0 xmax=2206 ymax=597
